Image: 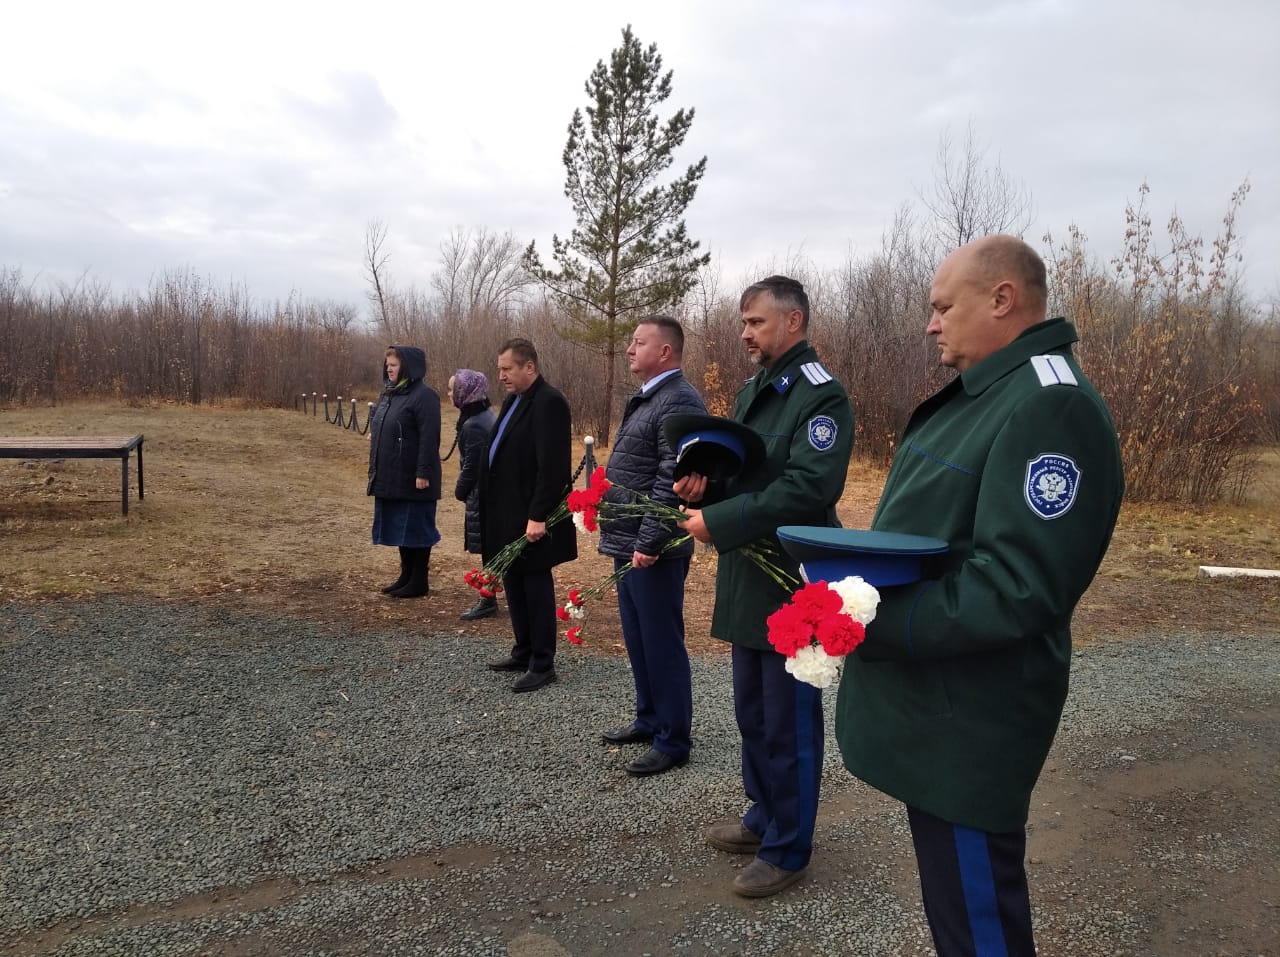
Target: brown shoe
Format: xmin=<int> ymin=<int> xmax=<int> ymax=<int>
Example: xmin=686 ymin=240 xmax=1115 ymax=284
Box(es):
xmin=731 ymin=858 xmax=806 ymax=898
xmin=704 ymin=822 xmax=762 ymax=854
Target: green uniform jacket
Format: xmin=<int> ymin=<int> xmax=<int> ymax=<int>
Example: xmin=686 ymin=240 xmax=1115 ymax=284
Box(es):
xmin=836 ymin=318 xmax=1124 ymax=833
xmin=704 ymin=341 xmax=855 ymax=650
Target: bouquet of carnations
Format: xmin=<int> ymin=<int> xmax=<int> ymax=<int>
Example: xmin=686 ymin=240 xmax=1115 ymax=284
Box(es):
xmin=553 ymin=473 xmax=801 ymax=646
xmin=462 ymin=467 xmax=612 ymax=601
xmin=765 ymin=575 xmax=881 ymax=688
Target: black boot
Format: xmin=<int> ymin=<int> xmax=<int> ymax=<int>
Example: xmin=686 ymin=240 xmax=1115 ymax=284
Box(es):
xmin=381 ymin=547 xmax=412 ymax=594
xmin=460 ymin=595 xmax=499 ymax=620
xmin=390 ymin=548 xmax=430 ymax=598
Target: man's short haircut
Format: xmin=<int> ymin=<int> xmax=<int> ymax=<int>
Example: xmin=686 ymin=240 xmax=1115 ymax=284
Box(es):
xmin=972 ymin=236 xmax=1048 ymax=313
xmin=499 ymin=337 xmax=539 ymax=369
xmin=740 ymin=275 xmax=810 ymax=329
xmin=637 ymin=314 xmax=685 ymax=358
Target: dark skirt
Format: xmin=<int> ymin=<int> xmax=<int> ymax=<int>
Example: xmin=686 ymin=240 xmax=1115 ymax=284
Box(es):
xmin=372 ymin=498 xmax=441 ymax=548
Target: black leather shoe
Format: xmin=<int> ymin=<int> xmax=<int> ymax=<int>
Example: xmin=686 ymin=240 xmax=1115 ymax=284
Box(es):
xmin=601 ymin=723 xmax=653 ymax=745
xmin=487 ymin=656 xmax=527 ymax=672
xmin=624 ymin=747 xmax=688 ymax=777
xmin=460 ymin=597 xmax=498 ymax=621
xmin=512 ymin=670 xmax=557 ymax=693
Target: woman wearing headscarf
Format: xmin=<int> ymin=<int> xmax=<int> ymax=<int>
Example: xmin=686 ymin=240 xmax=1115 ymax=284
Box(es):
xmin=450 ymin=369 xmax=499 ymax=620
xmin=367 ymin=345 xmax=442 ymax=598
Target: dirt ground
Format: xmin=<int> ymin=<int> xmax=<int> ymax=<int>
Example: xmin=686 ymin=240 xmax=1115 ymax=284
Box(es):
xmin=1 ymin=402 xmax=1278 ymax=955
xmin=1 ymin=402 xmax=1277 ymax=652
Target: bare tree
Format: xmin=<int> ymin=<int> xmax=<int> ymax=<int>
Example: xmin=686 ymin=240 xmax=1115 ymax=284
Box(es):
xmin=432 ymin=228 xmax=467 ymax=327
xmin=433 ymin=227 xmax=530 ymax=324
xmin=466 ymin=228 xmax=530 ymax=319
xmin=919 ymin=121 xmax=1033 ymax=253
xmin=363 ymin=219 xmax=395 ymax=334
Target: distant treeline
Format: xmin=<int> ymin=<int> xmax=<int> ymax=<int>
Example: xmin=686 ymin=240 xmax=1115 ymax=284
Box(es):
xmin=2 ymin=189 xmax=1275 ymax=504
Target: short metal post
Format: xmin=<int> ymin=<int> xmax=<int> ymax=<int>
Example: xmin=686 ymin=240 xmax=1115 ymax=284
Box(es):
xmin=583 ymin=435 xmax=595 ymax=486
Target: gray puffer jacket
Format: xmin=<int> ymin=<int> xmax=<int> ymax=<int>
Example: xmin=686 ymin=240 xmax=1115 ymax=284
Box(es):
xmin=598 ymin=370 xmax=707 ymax=561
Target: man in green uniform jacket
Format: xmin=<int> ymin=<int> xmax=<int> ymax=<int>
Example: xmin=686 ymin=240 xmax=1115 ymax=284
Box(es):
xmin=678 ymin=275 xmax=854 ymax=898
xmin=837 ymin=236 xmax=1124 ymax=956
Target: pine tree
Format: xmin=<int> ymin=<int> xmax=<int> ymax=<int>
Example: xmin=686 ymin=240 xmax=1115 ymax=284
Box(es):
xmin=523 ymin=25 xmax=709 ymax=444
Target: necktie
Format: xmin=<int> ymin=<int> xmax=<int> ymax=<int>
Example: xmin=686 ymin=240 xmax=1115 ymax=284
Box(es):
xmin=488 ymin=394 xmax=521 ymax=466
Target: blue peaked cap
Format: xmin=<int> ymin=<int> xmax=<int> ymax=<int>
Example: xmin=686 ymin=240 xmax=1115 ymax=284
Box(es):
xmin=776 ymin=526 xmax=948 ymax=588
xmin=663 ymin=413 xmax=767 ymax=481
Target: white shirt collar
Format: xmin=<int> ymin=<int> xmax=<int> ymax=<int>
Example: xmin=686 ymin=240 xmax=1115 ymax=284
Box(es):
xmin=641 ymin=368 xmax=680 ymax=394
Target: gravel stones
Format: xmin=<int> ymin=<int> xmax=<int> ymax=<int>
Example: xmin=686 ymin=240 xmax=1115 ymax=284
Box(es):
xmin=2 ymin=598 xmax=1276 ymax=956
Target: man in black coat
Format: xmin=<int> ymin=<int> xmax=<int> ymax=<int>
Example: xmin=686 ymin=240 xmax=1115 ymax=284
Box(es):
xmin=598 ymin=316 xmax=707 ymax=775
xmin=479 ymin=338 xmax=577 ymax=692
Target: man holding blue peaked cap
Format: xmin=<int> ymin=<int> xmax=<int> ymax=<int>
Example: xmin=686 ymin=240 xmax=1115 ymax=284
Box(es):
xmin=676 ymin=275 xmax=854 ymax=898
xmin=837 ymin=236 xmax=1124 ymax=956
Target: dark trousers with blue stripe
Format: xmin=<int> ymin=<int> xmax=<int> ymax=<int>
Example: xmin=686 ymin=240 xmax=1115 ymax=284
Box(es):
xmin=732 ymin=645 xmax=823 ymax=871
xmin=907 ymin=806 xmax=1037 ymax=957
xmin=615 ymin=557 xmax=692 ymax=759
xmin=502 ymin=568 xmax=557 ymax=674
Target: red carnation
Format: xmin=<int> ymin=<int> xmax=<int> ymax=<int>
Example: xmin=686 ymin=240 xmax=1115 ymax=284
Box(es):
xmin=815 ymin=615 xmax=865 ymax=657
xmin=792 ymin=581 xmax=843 ymax=620
xmin=766 ymin=603 xmax=813 ymax=657
xmin=589 ymin=466 xmax=610 ymax=492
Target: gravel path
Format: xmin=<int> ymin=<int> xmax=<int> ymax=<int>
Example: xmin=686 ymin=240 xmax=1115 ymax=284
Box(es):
xmin=1 ymin=599 xmax=1276 ymax=956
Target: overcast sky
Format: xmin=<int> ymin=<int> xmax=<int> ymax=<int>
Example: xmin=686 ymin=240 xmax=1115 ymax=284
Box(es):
xmin=2 ymin=0 xmax=1277 ymax=312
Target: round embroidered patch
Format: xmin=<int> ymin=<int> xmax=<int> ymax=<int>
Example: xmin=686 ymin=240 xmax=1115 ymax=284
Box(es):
xmin=1024 ymin=453 xmax=1081 ymax=520
xmin=808 ymin=415 xmax=837 ymax=451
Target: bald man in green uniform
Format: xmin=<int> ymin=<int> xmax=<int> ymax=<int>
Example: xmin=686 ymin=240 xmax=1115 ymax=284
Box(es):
xmin=837 ymin=236 xmax=1124 ymax=956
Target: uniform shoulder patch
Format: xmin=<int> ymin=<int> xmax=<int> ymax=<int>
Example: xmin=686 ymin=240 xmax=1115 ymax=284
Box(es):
xmin=1030 ymin=355 xmax=1078 ymax=387
xmin=808 ymin=415 xmax=838 ymax=451
xmin=801 ymin=361 xmax=834 ymax=386
xmin=1024 ymin=453 xmax=1081 ymax=520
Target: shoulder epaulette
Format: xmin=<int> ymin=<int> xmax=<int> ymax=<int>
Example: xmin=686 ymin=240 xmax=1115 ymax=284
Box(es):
xmin=1030 ymin=355 xmax=1078 ymax=388
xmin=800 ymin=361 xmax=834 ymax=386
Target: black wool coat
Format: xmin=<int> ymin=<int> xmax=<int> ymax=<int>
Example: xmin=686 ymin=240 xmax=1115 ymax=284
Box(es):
xmin=478 ymin=375 xmax=577 ymax=574
xmin=366 ymin=346 xmax=442 ymax=501
xmin=454 ymin=401 xmax=497 ymax=555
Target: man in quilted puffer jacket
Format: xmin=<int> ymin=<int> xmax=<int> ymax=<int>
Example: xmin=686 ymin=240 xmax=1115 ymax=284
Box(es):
xmin=597 ymin=315 xmax=707 ymax=777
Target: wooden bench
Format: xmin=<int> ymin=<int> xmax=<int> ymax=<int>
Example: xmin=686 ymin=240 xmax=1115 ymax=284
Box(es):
xmin=0 ymin=435 xmax=145 ymax=516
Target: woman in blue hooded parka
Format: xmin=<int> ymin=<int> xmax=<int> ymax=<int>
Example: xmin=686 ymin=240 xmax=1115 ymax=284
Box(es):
xmin=367 ymin=345 xmax=442 ymax=598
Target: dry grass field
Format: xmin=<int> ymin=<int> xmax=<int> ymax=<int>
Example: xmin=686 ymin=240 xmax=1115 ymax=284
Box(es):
xmin=1 ymin=401 xmax=1277 ymax=652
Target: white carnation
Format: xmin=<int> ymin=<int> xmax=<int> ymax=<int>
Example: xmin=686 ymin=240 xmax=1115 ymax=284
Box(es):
xmin=784 ymin=644 xmax=843 ymax=689
xmin=572 ymin=512 xmax=590 ymax=535
xmin=563 ymin=602 xmax=586 ymax=620
xmin=829 ymin=575 xmax=881 ymax=625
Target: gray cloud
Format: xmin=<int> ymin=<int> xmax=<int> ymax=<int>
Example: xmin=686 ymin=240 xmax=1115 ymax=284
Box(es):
xmin=0 ymin=0 xmax=1276 ymax=308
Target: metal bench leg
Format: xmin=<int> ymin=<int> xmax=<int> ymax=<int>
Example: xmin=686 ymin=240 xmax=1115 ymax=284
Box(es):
xmin=137 ymin=441 xmax=144 ymax=500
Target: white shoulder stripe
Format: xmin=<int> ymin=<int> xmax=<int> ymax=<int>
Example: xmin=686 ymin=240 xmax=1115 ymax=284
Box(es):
xmin=801 ymin=362 xmax=833 ymax=385
xmin=1030 ymin=354 xmax=1078 ymax=388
